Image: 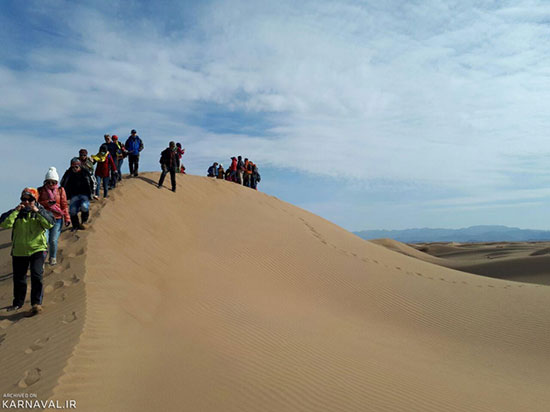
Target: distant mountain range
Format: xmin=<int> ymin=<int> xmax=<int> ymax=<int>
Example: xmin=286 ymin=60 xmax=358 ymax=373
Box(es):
xmin=353 ymin=225 xmax=550 ymax=243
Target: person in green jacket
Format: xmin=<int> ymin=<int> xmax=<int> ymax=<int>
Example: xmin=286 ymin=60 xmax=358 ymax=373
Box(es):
xmin=0 ymin=188 xmax=55 ymax=314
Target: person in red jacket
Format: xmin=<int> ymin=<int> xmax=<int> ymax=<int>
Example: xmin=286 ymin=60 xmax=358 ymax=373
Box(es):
xmin=229 ymin=157 xmax=238 ymax=182
xmin=92 ymin=144 xmax=117 ymax=198
xmin=37 ymin=167 xmax=71 ymax=265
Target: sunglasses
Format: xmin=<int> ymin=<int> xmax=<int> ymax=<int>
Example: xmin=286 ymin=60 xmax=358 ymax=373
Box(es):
xmin=20 ymin=197 xmax=34 ymax=202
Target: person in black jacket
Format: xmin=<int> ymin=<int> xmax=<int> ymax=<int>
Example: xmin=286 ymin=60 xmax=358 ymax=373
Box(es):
xmin=157 ymin=141 xmax=178 ymax=192
xmin=60 ymin=158 xmax=94 ymax=230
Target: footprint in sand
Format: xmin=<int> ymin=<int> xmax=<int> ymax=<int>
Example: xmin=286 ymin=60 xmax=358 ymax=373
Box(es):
xmin=0 ymin=333 xmax=5 ymax=346
xmin=71 ymin=274 xmax=81 ymax=284
xmin=62 ymin=312 xmax=77 ymax=324
xmin=55 ymin=280 xmax=71 ymax=289
xmin=53 ymin=293 xmax=67 ymax=304
xmin=25 ymin=337 xmax=50 ymax=354
xmin=18 ymin=368 xmax=41 ymax=388
xmin=67 ymin=248 xmax=85 ymax=258
xmin=0 ymin=319 xmax=13 ymax=330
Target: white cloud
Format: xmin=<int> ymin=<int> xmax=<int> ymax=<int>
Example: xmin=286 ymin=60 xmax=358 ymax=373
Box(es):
xmin=2 ymin=0 xmax=550 ymax=227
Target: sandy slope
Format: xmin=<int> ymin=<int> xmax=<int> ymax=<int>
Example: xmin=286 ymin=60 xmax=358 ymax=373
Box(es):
xmin=2 ymin=173 xmax=550 ymax=411
xmin=401 ymin=242 xmax=550 ymax=285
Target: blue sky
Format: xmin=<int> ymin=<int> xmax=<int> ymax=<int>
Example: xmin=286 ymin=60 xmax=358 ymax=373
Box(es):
xmin=2 ymin=0 xmax=550 ymax=231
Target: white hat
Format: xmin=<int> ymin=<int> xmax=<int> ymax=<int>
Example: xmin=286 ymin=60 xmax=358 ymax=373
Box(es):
xmin=219 ymin=163 xmax=223 ymax=168
xmin=45 ymin=167 xmax=59 ymax=182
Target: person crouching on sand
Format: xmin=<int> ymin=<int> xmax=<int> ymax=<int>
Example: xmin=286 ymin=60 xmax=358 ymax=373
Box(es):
xmin=60 ymin=158 xmax=94 ymax=230
xmin=0 ymin=188 xmax=55 ymax=314
xmin=38 ymin=167 xmax=71 ymax=266
xmin=158 ymin=141 xmax=178 ymax=192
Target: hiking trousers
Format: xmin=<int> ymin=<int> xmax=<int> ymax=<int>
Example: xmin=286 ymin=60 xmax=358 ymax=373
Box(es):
xmin=12 ymin=251 xmax=46 ymax=307
xmin=128 ymin=154 xmax=140 ymax=176
xmin=158 ymin=165 xmax=176 ymax=191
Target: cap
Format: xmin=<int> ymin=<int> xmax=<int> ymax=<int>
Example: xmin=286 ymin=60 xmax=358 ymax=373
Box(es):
xmin=21 ymin=187 xmax=39 ymax=201
xmin=112 ymin=135 xmax=118 ymax=141
xmin=131 ymin=129 xmax=137 ymax=134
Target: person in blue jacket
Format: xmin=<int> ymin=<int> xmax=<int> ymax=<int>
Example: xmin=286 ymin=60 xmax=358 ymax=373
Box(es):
xmin=124 ymin=129 xmax=144 ymax=177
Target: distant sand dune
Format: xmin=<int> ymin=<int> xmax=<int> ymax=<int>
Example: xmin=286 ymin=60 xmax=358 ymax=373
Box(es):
xmin=399 ymin=240 xmax=550 ymax=285
xmin=2 ymin=173 xmax=550 ymax=411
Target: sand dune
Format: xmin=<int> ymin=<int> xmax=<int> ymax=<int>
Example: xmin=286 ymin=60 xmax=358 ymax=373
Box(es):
xmin=401 ymin=241 xmax=550 ymax=285
xmin=2 ymin=173 xmax=550 ymax=411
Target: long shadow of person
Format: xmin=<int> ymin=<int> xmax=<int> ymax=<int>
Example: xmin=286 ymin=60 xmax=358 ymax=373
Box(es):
xmin=136 ymin=176 xmax=160 ymax=188
xmin=0 ymin=308 xmax=30 ymax=322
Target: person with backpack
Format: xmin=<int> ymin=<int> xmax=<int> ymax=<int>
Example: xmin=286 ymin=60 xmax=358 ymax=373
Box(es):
xmin=207 ymin=162 xmax=219 ymax=177
xmin=157 ymin=141 xmax=178 ymax=192
xmin=37 ymin=167 xmax=71 ymax=265
xmin=92 ymin=144 xmax=117 ymax=198
xmin=125 ymin=129 xmax=144 ymax=177
xmin=60 ymin=158 xmax=94 ymax=230
xmin=112 ymin=135 xmax=126 ymax=182
xmin=0 ymin=188 xmax=55 ymax=314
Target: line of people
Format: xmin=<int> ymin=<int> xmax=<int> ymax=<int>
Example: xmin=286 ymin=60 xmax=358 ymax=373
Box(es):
xmin=207 ymin=155 xmax=261 ymax=189
xmin=0 ymin=129 xmax=145 ymax=316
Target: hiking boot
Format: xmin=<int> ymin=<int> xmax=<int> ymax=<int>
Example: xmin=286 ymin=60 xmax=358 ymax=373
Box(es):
xmin=70 ymin=215 xmax=80 ymax=231
xmin=171 ymin=188 xmax=176 ymax=192
xmin=5 ymin=305 xmax=23 ymax=312
xmin=31 ymin=304 xmax=43 ymax=315
xmin=79 ymin=223 xmax=88 ymax=230
xmin=49 ymin=257 xmax=57 ymax=266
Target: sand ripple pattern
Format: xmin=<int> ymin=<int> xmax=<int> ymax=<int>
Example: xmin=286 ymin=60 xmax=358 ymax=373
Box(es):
xmin=48 ymin=174 xmax=550 ymax=412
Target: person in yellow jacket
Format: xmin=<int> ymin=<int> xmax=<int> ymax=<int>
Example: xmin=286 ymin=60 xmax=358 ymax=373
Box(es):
xmin=0 ymin=188 xmax=55 ymax=314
